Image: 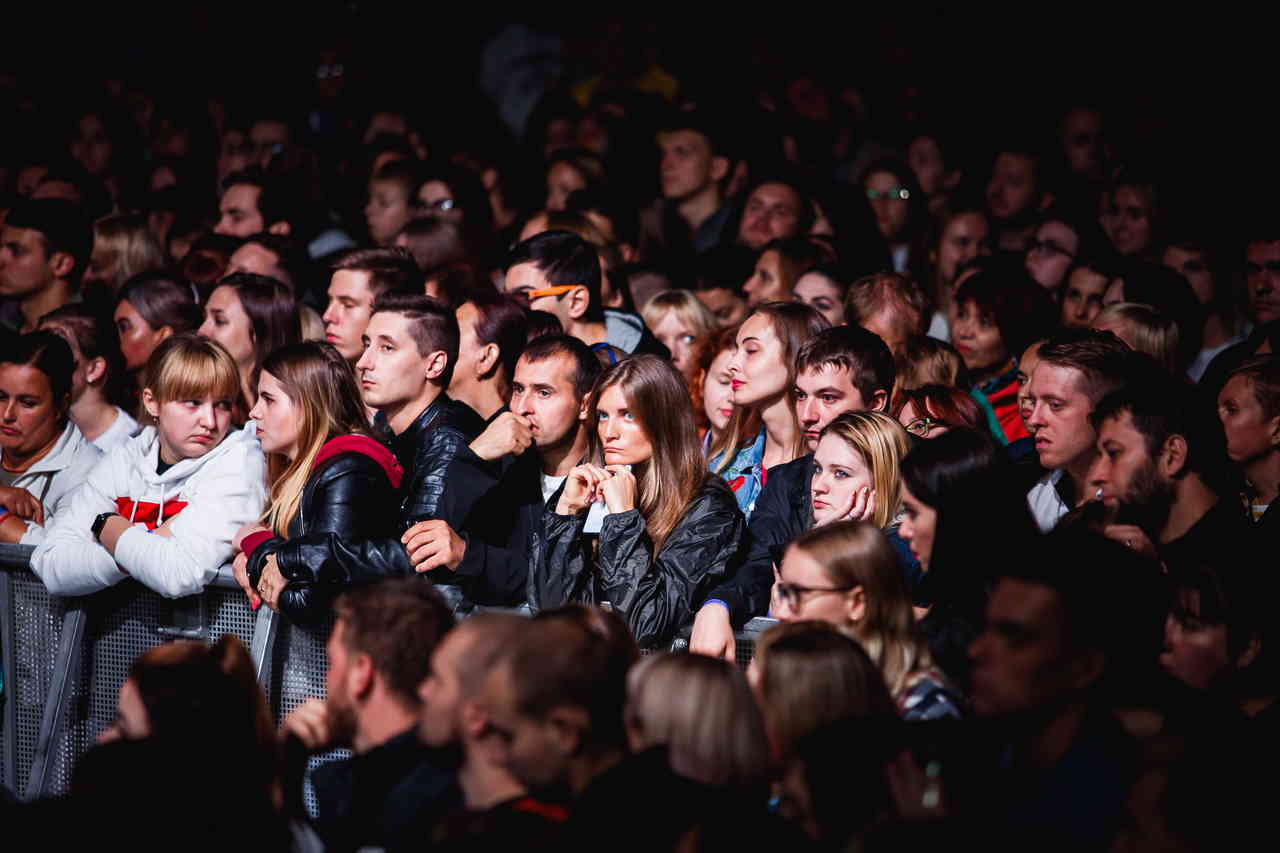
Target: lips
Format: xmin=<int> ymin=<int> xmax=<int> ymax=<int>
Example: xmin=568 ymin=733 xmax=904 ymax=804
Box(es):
xmin=731 ymin=380 xmax=745 ymax=390
xmin=812 ymin=498 xmax=828 ymax=510
xmin=0 ymin=427 xmax=18 ymax=437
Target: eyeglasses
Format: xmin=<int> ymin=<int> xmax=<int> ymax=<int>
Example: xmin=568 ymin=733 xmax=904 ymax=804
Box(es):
xmin=776 ymin=581 xmax=857 ymax=612
xmin=866 ymin=187 xmax=910 ymax=201
xmin=415 ymin=198 xmax=456 ymax=213
xmin=1028 ymin=239 xmax=1076 ymax=260
xmin=904 ymin=416 xmax=948 ymax=437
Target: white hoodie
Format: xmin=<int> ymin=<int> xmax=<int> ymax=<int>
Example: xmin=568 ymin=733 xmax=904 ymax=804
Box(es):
xmin=4 ymin=420 xmax=103 ymax=546
xmin=30 ymin=422 xmax=267 ymax=599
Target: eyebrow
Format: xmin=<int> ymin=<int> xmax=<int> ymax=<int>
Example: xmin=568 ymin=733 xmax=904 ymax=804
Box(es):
xmin=375 ymin=334 xmax=397 ymax=345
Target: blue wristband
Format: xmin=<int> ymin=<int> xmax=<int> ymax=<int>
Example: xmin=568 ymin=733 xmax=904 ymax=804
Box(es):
xmin=0 ymin=509 xmax=10 ymax=522
xmin=705 ymin=598 xmax=730 ymax=614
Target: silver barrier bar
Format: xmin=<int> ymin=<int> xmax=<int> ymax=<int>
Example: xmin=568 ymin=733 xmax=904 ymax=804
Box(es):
xmin=0 ymin=570 xmax=16 ymax=795
xmin=26 ymin=603 xmax=87 ymax=799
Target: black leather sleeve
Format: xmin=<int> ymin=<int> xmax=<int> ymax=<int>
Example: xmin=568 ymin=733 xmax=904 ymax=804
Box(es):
xmin=528 ymin=509 xmax=594 ymax=614
xmin=597 ymin=481 xmax=744 ymax=649
xmin=402 ymin=419 xmax=488 ymax=529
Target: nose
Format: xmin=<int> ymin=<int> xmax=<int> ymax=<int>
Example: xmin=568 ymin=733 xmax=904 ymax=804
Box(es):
xmin=967 ymin=631 xmax=989 ymax=663
xmin=355 ymin=347 xmax=371 ymax=371
xmin=811 ymin=472 xmax=829 ymax=495
xmin=1027 ymin=400 xmax=1046 ymax=430
xmin=798 ymin=397 xmax=818 ymax=425
xmin=198 ymin=317 xmax=213 ymax=338
xmin=196 ymin=403 xmax=216 ymax=427
xmin=322 ymin=303 xmax=338 ymax=326
xmin=1086 ymin=455 xmax=1108 ymax=491
xmin=1 ymin=399 xmax=15 ymax=422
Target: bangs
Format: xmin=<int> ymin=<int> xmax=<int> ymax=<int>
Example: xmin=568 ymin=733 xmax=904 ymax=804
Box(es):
xmin=148 ymin=342 xmax=240 ymax=403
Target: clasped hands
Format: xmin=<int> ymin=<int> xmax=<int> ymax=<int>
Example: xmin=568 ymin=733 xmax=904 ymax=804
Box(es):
xmin=556 ymin=464 xmax=637 ymax=516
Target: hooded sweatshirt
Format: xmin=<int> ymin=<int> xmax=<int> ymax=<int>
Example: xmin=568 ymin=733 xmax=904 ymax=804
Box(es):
xmin=1 ymin=420 xmax=103 ymax=546
xmin=30 ymin=421 xmax=267 ymax=598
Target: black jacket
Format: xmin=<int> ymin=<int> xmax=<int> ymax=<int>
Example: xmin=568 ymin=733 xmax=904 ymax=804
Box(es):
xmin=246 ymin=448 xmax=401 ymax=624
xmin=530 ymin=476 xmax=744 ymax=649
xmin=266 ymin=394 xmax=486 ymax=591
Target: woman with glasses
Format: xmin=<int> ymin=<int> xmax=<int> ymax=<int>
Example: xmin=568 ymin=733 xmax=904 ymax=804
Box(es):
xmin=771 ymin=522 xmax=964 ymax=720
xmin=950 ymin=263 xmax=1057 ymax=446
xmin=893 ymin=384 xmax=984 ymax=439
xmin=862 ymin=159 xmax=928 ymax=282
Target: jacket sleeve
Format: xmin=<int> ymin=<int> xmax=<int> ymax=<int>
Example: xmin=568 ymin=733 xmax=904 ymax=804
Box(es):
xmin=527 ymin=509 xmax=593 ymax=614
xmin=598 ymin=488 xmax=744 ymax=649
xmin=112 ymin=440 xmax=268 ymax=599
xmin=269 ymin=459 xmax=398 ymax=622
xmin=702 ymin=464 xmax=794 ymax=625
xmin=28 ymin=454 xmax=128 ymax=596
xmin=450 ymin=534 xmax=530 ymax=608
xmin=403 ymin=427 xmax=489 ymax=528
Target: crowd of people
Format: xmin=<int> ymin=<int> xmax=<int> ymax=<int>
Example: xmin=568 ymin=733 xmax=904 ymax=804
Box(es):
xmin=0 ymin=26 xmax=1277 ymax=851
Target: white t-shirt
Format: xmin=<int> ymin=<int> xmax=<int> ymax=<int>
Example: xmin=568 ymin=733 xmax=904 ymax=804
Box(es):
xmin=541 ymin=472 xmax=566 ymax=506
xmin=542 ymin=471 xmax=607 ymax=531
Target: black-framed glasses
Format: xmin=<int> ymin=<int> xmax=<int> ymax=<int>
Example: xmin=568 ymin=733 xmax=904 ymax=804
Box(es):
xmin=904 ymin=416 xmax=948 ymax=437
xmin=776 ymin=581 xmax=857 ymax=611
xmin=1028 ymin=239 xmax=1076 ymax=260
xmin=866 ymin=187 xmax=910 ymax=201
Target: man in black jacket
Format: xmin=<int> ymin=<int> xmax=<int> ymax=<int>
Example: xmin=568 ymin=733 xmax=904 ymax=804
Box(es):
xmin=280 ymin=580 xmax=459 ymax=852
xmin=400 ymin=334 xmax=600 ymax=606
xmin=260 ymin=292 xmax=485 ymax=596
xmin=690 ymin=324 xmax=896 ymax=658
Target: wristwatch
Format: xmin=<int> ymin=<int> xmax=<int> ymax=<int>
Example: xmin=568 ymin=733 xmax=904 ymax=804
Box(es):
xmin=91 ymin=512 xmax=116 ymax=542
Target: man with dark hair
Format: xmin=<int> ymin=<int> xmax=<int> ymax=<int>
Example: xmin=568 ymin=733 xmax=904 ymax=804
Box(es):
xmin=737 ymin=177 xmax=814 ymax=251
xmin=447 ymin=289 xmax=528 ymax=423
xmin=416 ymin=612 xmax=568 ymax=846
xmin=213 ymin=168 xmax=297 ymax=239
xmin=322 ymin=247 xmax=419 ymax=362
xmin=225 ymin=232 xmax=311 ymax=291
xmin=0 ymin=198 xmax=92 ymax=333
xmin=257 ymin=293 xmax=485 ymax=599
xmin=986 ymin=146 xmax=1054 ymax=252
xmin=401 ymin=334 xmax=601 ymax=607
xmin=1024 ymin=328 xmax=1135 ymax=531
xmin=279 ymin=579 xmax=458 ymax=852
xmin=691 ymin=324 xmax=898 ymax=658
xmin=1088 ymin=374 xmax=1249 ymax=567
xmin=503 ymin=230 xmax=667 ymax=357
xmin=649 ymin=111 xmax=736 ymax=255
xmin=844 ymin=272 xmax=929 ymax=358
xmin=1243 ymin=223 xmax=1280 ymax=329
xmin=969 ymin=530 xmax=1148 ymax=847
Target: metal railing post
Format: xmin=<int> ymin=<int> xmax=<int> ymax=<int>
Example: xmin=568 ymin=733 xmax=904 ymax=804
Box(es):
xmin=26 ymin=604 xmax=87 ymax=799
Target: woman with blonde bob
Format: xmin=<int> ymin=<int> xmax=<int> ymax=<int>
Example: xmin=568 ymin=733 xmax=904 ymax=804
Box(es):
xmin=773 ymin=521 xmax=963 ymax=720
xmin=641 ymin=289 xmax=719 ymax=385
xmin=31 ymin=334 xmax=267 ymax=600
xmin=709 ymin=301 xmax=829 ymax=518
xmin=809 ymin=411 xmax=909 ymax=530
xmin=83 ymin=213 xmax=166 ymax=300
xmin=233 ymin=342 xmax=403 ymax=624
xmin=532 ymin=354 xmax=744 ymax=649
xmin=1092 ymin=302 xmax=1180 ymax=373
xmin=625 ymin=652 xmax=771 ymax=793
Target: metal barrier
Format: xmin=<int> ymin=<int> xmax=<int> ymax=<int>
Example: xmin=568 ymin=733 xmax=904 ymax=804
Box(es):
xmin=2 ymin=543 xmax=775 ymax=804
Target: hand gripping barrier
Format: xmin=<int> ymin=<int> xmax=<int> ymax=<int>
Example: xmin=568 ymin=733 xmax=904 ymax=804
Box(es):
xmin=1 ymin=548 xmax=774 ymax=805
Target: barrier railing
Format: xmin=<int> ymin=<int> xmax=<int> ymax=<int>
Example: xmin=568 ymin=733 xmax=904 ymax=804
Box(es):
xmin=2 ymin=543 xmax=776 ymax=804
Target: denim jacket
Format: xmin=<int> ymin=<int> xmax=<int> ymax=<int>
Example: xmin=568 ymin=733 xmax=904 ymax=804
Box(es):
xmin=707 ymin=428 xmax=767 ymax=519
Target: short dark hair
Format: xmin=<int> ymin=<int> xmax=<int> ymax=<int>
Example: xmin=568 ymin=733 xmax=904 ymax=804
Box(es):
xmin=117 ymin=272 xmax=203 ymax=335
xmin=1 ymin=330 xmax=75 ymax=404
xmin=4 ymin=198 xmax=93 ymax=284
xmin=370 ymin=158 xmax=420 ymax=197
xmin=466 ymin=288 xmax=528 ymax=385
xmin=500 ymin=617 xmax=629 ymax=753
xmin=370 ymin=291 xmax=459 ymax=386
xmin=330 ymin=247 xmax=420 ymax=298
xmin=1036 ymin=327 xmax=1136 ymax=407
xmin=656 ymin=108 xmax=732 ymax=161
xmin=952 ymin=264 xmax=1058 ymax=358
xmin=333 ymin=579 xmax=455 ymax=708
xmin=237 ymin=233 xmax=311 ymax=291
xmin=795 ymin=324 xmax=895 ymax=405
xmin=1092 ymin=367 xmax=1218 ymax=476
xmin=519 ymin=333 xmax=602 ymax=401
xmin=506 ymin=230 xmax=603 ymax=323
xmin=221 ymin=168 xmax=298 ymax=231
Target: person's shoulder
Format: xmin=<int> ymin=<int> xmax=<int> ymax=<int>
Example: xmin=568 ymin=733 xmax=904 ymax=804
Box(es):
xmin=435 ymin=397 xmax=485 ymax=440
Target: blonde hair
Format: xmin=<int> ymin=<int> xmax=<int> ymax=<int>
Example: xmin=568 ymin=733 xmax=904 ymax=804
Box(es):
xmin=894 ymin=335 xmax=967 ymax=404
xmin=626 ymin=653 xmax=770 ymax=789
xmin=587 ymin=355 xmax=708 ymax=553
xmin=260 ymin=342 xmax=374 ymax=535
xmin=92 ymin=213 xmax=165 ymax=293
xmin=709 ymin=302 xmax=829 ymax=473
xmin=1093 ymin=302 xmax=1180 ymax=373
xmin=640 ymin=289 xmax=719 ymax=343
xmin=144 ymin=334 xmax=240 ymax=404
xmin=754 ymin=620 xmax=897 ymax=759
xmin=788 ymin=521 xmax=933 ymax=697
xmin=816 ymin=411 xmax=909 ymax=528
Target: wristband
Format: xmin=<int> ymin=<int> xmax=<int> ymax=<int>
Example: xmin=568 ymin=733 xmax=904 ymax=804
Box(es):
xmin=705 ymin=598 xmax=731 ymax=614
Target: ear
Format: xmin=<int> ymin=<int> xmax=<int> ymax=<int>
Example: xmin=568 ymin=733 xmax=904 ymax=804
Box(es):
xmin=155 ymin=325 xmax=175 ymax=345
xmin=142 ymin=387 xmax=160 ymax=420
xmin=845 ymin=585 xmax=867 ymax=624
xmin=545 ymin=705 xmax=587 ymax=757
xmin=577 ymin=394 xmax=591 ymax=422
xmin=566 ymin=286 xmax=590 ymax=321
xmin=620 ymin=242 xmax=638 ymax=265
xmin=460 ymin=699 xmax=488 ymax=742
xmin=1235 ymin=633 xmax=1262 ymax=671
xmin=267 ymin=221 xmax=292 ymax=236
xmin=48 ymin=250 xmax=75 ymax=281
xmin=475 ymin=342 xmax=500 ymax=378
xmin=424 ymin=349 xmax=450 ymax=382
xmin=85 ymin=356 xmax=108 ymax=386
xmin=480 ymin=167 xmax=499 ymax=192
xmin=1160 ymin=434 xmax=1189 ymax=478
xmin=869 ymin=389 xmax=889 ymax=412
xmin=1267 ymin=415 xmax=1280 ymax=449
xmin=348 ymin=651 xmax=376 ymax=700
xmin=709 ymin=155 xmax=730 ymax=184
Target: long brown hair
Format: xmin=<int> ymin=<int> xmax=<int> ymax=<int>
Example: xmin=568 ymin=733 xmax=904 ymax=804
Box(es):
xmin=586 ymin=355 xmax=707 ymax=552
xmin=709 ymin=301 xmax=829 ymax=473
xmin=260 ymin=341 xmax=374 ymax=535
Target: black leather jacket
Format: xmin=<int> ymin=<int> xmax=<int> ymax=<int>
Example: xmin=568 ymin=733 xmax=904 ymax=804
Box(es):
xmin=530 ymin=476 xmax=744 ymax=649
xmin=255 ymin=395 xmax=486 ymax=610
xmin=247 ymin=451 xmax=400 ymax=624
